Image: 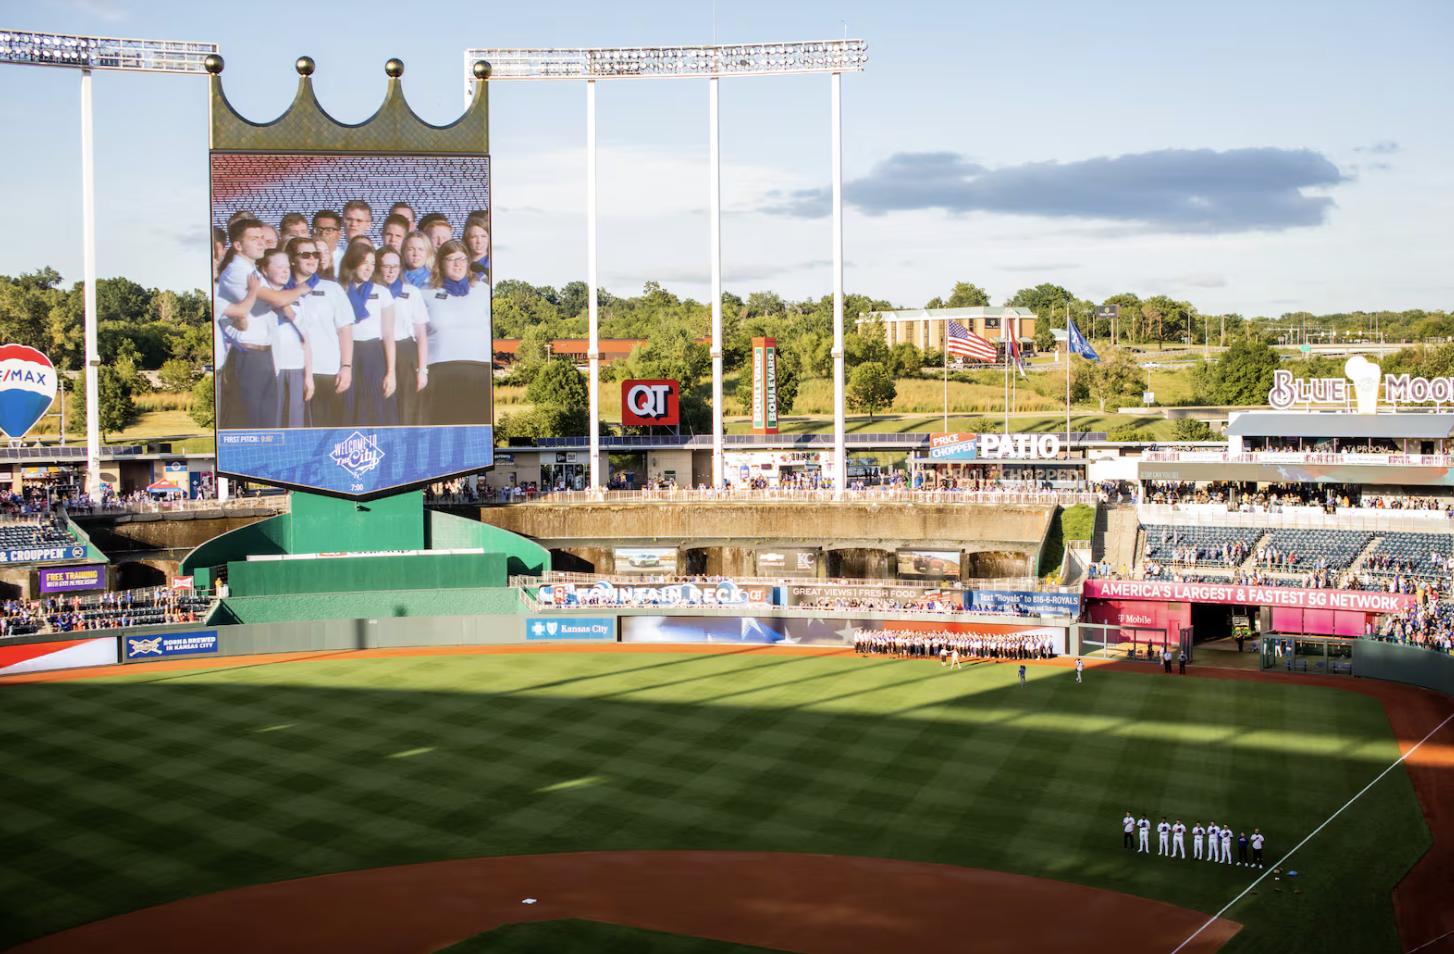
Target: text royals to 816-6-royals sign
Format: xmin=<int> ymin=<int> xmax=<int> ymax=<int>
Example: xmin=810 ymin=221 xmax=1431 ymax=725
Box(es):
xmin=208 ymin=62 xmax=492 ymax=499
xmin=0 ymin=344 xmax=58 ymax=439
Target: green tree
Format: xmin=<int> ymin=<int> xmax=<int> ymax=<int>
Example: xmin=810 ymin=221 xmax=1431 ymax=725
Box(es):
xmin=1193 ymin=334 xmax=1279 ymax=405
xmin=1172 ymin=418 xmax=1214 ymax=441
xmin=846 ymin=318 xmax=890 ymax=368
xmin=945 ymin=281 xmax=991 ymax=307
xmin=1107 ymin=423 xmax=1156 ymax=441
xmin=189 ymin=374 xmax=215 ymax=429
xmin=888 ymin=341 xmax=924 ymax=378
xmin=1077 ymin=349 xmax=1144 ymax=411
xmin=526 ymin=358 xmax=589 ymax=410
xmin=847 ymin=361 xmax=896 ymax=420
xmin=158 ymin=358 xmax=199 ymax=392
xmin=67 ymin=365 xmax=139 ymax=439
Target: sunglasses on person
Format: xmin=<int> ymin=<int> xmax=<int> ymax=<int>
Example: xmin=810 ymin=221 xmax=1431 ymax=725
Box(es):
xmin=293 ymin=251 xmax=320 ymax=259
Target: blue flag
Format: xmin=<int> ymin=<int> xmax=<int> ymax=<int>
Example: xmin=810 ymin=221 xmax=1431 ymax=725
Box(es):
xmin=1067 ymin=315 xmax=1099 ymax=361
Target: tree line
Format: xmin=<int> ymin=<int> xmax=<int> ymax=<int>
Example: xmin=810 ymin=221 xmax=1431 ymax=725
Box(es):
xmin=2 ymin=265 xmax=1449 ymax=439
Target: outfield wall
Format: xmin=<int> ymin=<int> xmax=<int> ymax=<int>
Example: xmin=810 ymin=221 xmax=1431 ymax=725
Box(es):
xmin=1354 ymin=641 xmax=1454 ymax=696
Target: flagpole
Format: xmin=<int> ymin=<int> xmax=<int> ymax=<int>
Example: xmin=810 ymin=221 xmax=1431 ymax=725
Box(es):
xmin=943 ymin=320 xmax=949 ymax=431
xmin=1003 ymin=314 xmax=1010 ymax=436
xmin=1065 ymin=304 xmax=1072 ymax=461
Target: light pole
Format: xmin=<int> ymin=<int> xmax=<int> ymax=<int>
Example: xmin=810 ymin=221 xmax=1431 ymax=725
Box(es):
xmin=464 ymin=41 xmax=868 ymax=493
xmin=0 ymin=30 xmax=218 ymax=501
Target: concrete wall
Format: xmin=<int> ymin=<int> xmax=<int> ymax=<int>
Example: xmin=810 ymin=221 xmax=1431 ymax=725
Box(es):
xmin=477 ymin=501 xmax=1053 ymax=556
xmin=1354 ymin=640 xmax=1454 ymax=696
xmin=73 ymin=510 xmax=278 ymax=554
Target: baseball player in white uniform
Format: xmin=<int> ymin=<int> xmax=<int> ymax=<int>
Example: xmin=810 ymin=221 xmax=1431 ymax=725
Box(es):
xmin=1220 ymin=825 xmax=1233 ymax=863
xmin=1075 ymin=656 xmax=1084 ymax=684
xmin=1250 ymin=829 xmax=1265 ymax=868
xmin=1206 ymin=822 xmax=1221 ymax=864
xmin=1172 ymin=819 xmax=1187 ymax=859
xmin=1192 ymin=821 xmax=1206 ymax=860
xmin=1157 ymin=817 xmax=1171 ymax=856
xmin=1137 ymin=815 xmax=1150 ymax=854
xmin=1122 ymin=812 xmax=1136 ymax=850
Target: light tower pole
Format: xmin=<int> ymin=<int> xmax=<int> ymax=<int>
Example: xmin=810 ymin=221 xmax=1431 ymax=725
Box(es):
xmin=0 ymin=30 xmax=218 ymax=501
xmin=464 ymin=42 xmax=868 ymax=491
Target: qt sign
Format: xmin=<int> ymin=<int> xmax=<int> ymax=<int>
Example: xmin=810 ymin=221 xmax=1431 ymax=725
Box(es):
xmin=622 ymin=379 xmax=679 ymax=426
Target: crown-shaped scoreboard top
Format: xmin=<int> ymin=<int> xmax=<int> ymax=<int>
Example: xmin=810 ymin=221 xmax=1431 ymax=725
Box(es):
xmin=207 ymin=55 xmax=489 ymax=154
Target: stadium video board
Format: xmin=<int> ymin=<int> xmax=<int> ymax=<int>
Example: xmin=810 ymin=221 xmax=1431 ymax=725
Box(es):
xmin=209 ymin=153 xmax=493 ymax=498
xmin=896 ymin=549 xmax=963 ymax=580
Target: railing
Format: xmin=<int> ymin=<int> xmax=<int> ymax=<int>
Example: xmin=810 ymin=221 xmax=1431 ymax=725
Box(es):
xmin=0 ymin=444 xmax=145 ymax=461
xmin=64 ymin=496 xmax=289 ymax=517
xmin=522 ymin=431 xmax=1107 ymax=449
xmin=514 ymin=572 xmax=1076 ymax=595
xmin=1137 ymin=502 xmax=1454 ymax=535
xmin=1143 ymin=449 xmax=1454 ymax=467
xmin=479 ymin=487 xmax=1102 ymax=507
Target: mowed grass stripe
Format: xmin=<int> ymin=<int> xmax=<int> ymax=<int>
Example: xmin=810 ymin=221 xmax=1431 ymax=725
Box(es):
xmin=0 ymin=652 xmax=1429 ymax=954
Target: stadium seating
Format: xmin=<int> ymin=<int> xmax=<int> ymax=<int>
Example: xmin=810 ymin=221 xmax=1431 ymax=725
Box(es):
xmin=1260 ymin=529 xmax=1373 ymax=571
xmin=0 ymin=520 xmax=76 ymax=552
xmin=1364 ymin=533 xmax=1454 ymax=580
xmin=1142 ymin=525 xmax=1262 ymax=565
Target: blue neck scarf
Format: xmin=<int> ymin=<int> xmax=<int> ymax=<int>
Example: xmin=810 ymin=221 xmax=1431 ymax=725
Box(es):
xmin=471 ymin=255 xmax=490 ymax=277
xmin=284 ymin=273 xmax=321 ymax=290
xmin=443 ymin=277 xmax=471 ymax=297
xmin=387 ymin=277 xmax=405 ymax=298
xmin=346 ymin=281 xmax=373 ymax=322
xmin=404 ymin=266 xmax=431 ymax=288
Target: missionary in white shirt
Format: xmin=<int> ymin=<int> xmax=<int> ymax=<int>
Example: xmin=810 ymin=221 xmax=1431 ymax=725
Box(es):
xmin=285 ymin=238 xmax=354 ymax=429
xmin=421 ymin=238 xmax=492 ymax=426
xmin=311 ymin=210 xmax=342 ymax=280
xmin=258 ymin=248 xmax=312 ymax=428
xmin=213 ymin=219 xmax=309 ymax=428
xmin=376 ymin=247 xmax=430 ymax=427
xmin=337 ymin=244 xmax=397 ymax=427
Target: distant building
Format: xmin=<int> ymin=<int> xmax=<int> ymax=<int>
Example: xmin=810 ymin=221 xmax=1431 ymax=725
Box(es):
xmin=859 ymin=306 xmax=1037 ymax=353
xmin=493 ymin=338 xmax=710 ymax=368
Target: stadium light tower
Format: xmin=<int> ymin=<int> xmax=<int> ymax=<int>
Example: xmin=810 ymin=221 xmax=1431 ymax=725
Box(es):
xmin=0 ymin=30 xmax=218 ymax=501
xmin=464 ymin=40 xmax=868 ymax=497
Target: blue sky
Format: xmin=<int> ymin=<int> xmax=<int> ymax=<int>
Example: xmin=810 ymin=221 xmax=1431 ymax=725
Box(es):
xmin=1 ymin=0 xmax=1450 ymax=314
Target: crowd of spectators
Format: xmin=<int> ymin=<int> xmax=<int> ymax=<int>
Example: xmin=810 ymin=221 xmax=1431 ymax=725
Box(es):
xmin=0 ymin=587 xmax=212 ymax=637
xmin=853 ymin=628 xmax=1056 ymax=660
xmin=1370 ymin=602 xmax=1454 ymax=654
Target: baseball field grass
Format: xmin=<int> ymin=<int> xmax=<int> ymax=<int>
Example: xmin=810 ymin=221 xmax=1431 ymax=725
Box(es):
xmin=0 ymin=650 xmax=1430 ymax=952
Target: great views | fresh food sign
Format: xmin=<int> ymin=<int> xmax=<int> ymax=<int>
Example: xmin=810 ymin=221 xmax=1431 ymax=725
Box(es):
xmin=1267 ymin=357 xmax=1454 ymax=412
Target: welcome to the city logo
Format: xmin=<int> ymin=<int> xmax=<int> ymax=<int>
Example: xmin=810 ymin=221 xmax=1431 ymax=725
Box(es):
xmin=330 ymin=431 xmax=385 ymax=479
xmin=0 ymin=344 xmax=57 ymax=439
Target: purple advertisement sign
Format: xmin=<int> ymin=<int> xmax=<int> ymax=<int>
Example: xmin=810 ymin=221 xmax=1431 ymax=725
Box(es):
xmin=38 ymin=564 xmax=105 ymax=594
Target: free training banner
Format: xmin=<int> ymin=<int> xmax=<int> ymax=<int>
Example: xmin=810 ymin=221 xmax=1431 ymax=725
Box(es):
xmin=965 ymin=590 xmax=1081 ymax=617
xmin=524 ymin=617 xmax=615 ymax=641
xmin=124 ymin=630 xmax=219 ymax=660
xmin=0 ymin=545 xmax=87 ymax=565
xmin=37 ymin=564 xmax=106 ymax=594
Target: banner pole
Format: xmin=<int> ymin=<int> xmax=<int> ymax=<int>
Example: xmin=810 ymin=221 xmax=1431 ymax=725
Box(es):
xmin=943 ymin=320 xmax=949 ymax=431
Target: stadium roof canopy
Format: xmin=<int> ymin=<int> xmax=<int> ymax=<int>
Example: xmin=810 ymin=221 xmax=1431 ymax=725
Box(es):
xmin=1227 ymin=412 xmax=1454 ymax=440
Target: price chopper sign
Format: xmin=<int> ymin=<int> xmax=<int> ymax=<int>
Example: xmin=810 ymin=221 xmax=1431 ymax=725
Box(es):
xmin=1267 ymin=357 xmax=1454 ymax=413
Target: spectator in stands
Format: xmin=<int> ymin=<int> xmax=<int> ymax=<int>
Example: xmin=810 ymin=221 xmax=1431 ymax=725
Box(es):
xmin=340 ymin=200 xmax=374 ymax=267
xmin=338 ymin=242 xmax=398 ymax=427
xmin=401 ymin=230 xmax=435 ymax=289
xmin=389 ymin=201 xmax=416 ymax=232
xmin=286 ymin=237 xmax=353 ymax=429
xmin=423 ymin=239 xmax=492 ymax=426
xmin=311 ymin=209 xmax=343 ymax=278
xmin=278 ymin=212 xmax=310 ymax=242
xmin=376 ymin=247 xmax=430 ymax=427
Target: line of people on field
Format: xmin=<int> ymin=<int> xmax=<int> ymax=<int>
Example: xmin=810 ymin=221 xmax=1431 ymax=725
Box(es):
xmin=853 ymin=629 xmax=1056 ymax=661
xmin=213 ymin=201 xmax=492 ymax=431
xmin=1121 ymin=812 xmax=1266 ymax=867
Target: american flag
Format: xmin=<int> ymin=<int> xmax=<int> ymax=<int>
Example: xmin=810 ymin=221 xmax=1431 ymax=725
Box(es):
xmin=946 ymin=320 xmax=998 ymax=361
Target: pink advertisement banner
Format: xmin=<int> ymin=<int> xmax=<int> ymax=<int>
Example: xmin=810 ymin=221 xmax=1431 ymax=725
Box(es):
xmin=1082 ymin=579 xmax=1415 ymax=614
